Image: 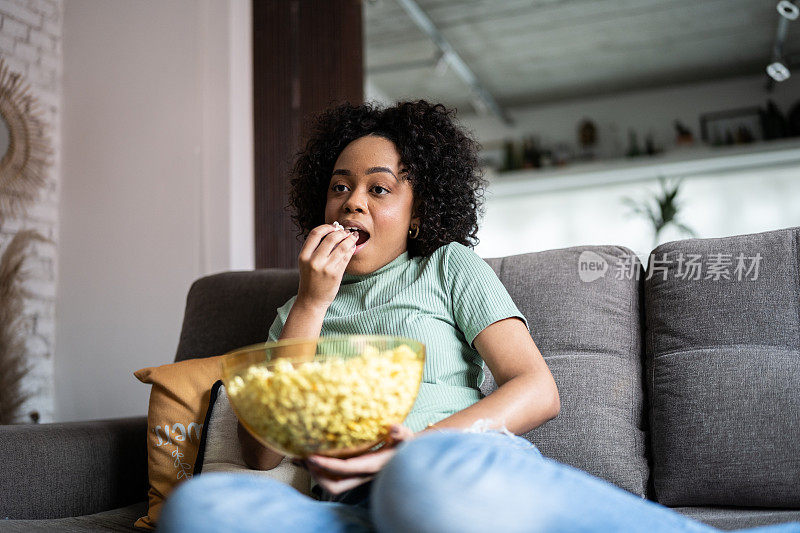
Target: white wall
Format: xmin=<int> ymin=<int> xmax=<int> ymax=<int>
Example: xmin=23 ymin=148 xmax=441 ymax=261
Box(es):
xmin=0 ymin=0 xmax=62 ymax=423
xmin=475 ymin=157 xmax=800 ymax=263
xmin=57 ymin=0 xmax=253 ymax=422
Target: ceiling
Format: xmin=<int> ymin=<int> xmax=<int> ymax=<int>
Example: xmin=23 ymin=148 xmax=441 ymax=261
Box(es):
xmin=363 ymin=0 xmax=800 ymax=116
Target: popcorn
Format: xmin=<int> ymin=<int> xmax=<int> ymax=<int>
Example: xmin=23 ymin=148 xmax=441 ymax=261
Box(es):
xmin=227 ymin=344 xmax=423 ymax=457
xmin=332 ymin=221 xmax=359 ymax=236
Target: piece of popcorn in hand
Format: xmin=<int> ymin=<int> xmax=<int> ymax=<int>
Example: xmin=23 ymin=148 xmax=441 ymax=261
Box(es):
xmin=332 ymin=221 xmax=344 ymax=231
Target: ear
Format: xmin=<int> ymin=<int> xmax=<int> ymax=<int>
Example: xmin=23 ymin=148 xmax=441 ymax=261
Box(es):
xmin=411 ymin=197 xmax=421 ymax=226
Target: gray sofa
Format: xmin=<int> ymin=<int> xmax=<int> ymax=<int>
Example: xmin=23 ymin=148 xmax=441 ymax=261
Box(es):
xmin=2 ymin=226 xmax=799 ymax=531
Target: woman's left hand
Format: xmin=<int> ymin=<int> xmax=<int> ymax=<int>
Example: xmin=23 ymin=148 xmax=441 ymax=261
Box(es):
xmin=303 ymin=424 xmax=415 ymax=495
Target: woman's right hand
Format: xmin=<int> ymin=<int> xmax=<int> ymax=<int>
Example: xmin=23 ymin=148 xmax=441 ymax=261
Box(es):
xmin=296 ymin=224 xmax=359 ymax=310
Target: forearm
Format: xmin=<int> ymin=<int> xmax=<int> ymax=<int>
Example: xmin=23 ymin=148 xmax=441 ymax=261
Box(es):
xmin=238 ymin=420 xmax=285 ymax=470
xmin=278 ymin=298 xmax=328 ymax=340
xmin=422 ymin=371 xmax=560 ymax=436
xmin=272 ymin=299 xmax=329 ymax=362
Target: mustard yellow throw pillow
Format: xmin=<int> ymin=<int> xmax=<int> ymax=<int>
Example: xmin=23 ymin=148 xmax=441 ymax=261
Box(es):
xmin=133 ymin=356 xmax=223 ymax=530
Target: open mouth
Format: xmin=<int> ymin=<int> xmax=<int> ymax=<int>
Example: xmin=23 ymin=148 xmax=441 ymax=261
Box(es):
xmin=333 ymin=221 xmax=371 ymax=250
xmin=350 ymin=229 xmax=370 ymax=246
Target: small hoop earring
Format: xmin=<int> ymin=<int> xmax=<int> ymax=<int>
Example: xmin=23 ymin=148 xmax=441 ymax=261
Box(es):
xmin=408 ymin=224 xmax=419 ymax=239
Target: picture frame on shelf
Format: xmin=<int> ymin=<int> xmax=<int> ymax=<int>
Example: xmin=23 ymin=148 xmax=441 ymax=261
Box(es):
xmin=699 ymin=106 xmax=762 ymax=146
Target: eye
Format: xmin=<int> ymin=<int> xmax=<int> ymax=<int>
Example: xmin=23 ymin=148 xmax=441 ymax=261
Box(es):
xmin=330 ymin=184 xmax=390 ymax=195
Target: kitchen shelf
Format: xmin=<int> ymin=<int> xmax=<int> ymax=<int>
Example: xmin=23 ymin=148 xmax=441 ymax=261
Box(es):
xmin=485 ymin=138 xmax=800 ymax=198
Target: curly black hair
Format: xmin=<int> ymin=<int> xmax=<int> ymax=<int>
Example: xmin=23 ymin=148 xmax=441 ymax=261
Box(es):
xmin=287 ymin=99 xmax=488 ymax=258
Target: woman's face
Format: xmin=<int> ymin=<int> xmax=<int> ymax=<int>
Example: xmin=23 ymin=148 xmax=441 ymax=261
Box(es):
xmin=325 ymin=134 xmax=419 ymax=275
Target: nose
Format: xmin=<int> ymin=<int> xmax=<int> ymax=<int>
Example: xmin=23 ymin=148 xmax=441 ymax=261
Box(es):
xmin=342 ymin=189 xmax=367 ymax=214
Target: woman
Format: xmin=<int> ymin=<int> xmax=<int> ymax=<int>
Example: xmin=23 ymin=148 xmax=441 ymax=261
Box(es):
xmin=158 ymin=100 xmax=798 ymax=533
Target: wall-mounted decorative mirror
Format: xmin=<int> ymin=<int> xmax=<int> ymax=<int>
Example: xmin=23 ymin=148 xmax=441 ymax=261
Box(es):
xmin=0 ymin=57 xmax=52 ymax=425
xmin=0 ymin=106 xmax=9 ymax=163
xmin=0 ymin=57 xmax=50 ymax=221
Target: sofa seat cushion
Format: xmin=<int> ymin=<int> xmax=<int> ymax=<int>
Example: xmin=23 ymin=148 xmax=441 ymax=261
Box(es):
xmin=482 ymin=245 xmax=649 ymax=498
xmin=0 ymin=501 xmax=146 ymax=532
xmin=645 ymin=226 xmax=800 ymax=507
xmin=673 ymin=506 xmax=800 ymax=531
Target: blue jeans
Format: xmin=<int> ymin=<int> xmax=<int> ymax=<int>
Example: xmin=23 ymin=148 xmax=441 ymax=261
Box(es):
xmin=158 ymin=430 xmax=800 ymax=533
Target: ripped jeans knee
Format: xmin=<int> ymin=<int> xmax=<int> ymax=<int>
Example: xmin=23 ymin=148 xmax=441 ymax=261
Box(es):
xmin=457 ymin=417 xmax=541 ymax=454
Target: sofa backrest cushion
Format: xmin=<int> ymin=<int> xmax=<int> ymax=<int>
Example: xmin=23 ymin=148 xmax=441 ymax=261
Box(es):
xmin=644 ymin=226 xmax=800 ymax=507
xmin=174 ymin=269 xmax=299 ymax=362
xmin=481 ymin=245 xmax=649 ymax=498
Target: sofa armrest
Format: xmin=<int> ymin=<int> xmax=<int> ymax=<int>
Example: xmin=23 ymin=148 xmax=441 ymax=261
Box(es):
xmin=0 ymin=416 xmax=148 ymax=519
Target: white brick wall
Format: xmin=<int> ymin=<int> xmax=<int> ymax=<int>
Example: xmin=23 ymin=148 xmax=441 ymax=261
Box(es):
xmin=0 ymin=0 xmax=62 ymax=423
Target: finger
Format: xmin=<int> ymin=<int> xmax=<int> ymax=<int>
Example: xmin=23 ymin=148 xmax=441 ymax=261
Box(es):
xmin=337 ymin=237 xmax=358 ymax=265
xmin=299 ymin=225 xmax=344 ymax=261
xmin=388 ymin=424 xmax=415 ymax=443
xmin=307 ymin=449 xmax=394 ymax=476
xmin=317 ymin=233 xmax=357 ymax=273
xmin=314 ymin=227 xmax=357 ymax=259
xmin=307 ymin=454 xmax=368 ymax=475
xmin=316 ymin=473 xmax=375 ymax=496
xmin=306 ymin=462 xmax=355 ymax=488
xmin=335 ymin=231 xmax=359 ymax=255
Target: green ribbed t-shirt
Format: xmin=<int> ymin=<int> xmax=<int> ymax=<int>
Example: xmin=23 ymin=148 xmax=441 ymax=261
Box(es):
xmin=266 ymin=241 xmax=529 ymax=432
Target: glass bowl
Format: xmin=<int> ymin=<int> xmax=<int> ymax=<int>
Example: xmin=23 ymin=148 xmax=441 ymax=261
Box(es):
xmin=221 ymin=335 xmax=425 ymax=459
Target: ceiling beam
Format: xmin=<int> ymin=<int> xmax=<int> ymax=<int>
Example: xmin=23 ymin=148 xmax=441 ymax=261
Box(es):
xmin=367 ymin=56 xmax=439 ymax=75
xmin=393 ymin=0 xmax=514 ymax=125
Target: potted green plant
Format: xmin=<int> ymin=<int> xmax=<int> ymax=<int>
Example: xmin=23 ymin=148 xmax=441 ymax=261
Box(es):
xmin=622 ymin=176 xmax=697 ymax=249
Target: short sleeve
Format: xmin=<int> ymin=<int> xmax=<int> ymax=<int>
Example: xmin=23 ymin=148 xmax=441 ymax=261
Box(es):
xmin=266 ymin=295 xmax=297 ymax=342
xmin=444 ymin=242 xmax=529 ymax=350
